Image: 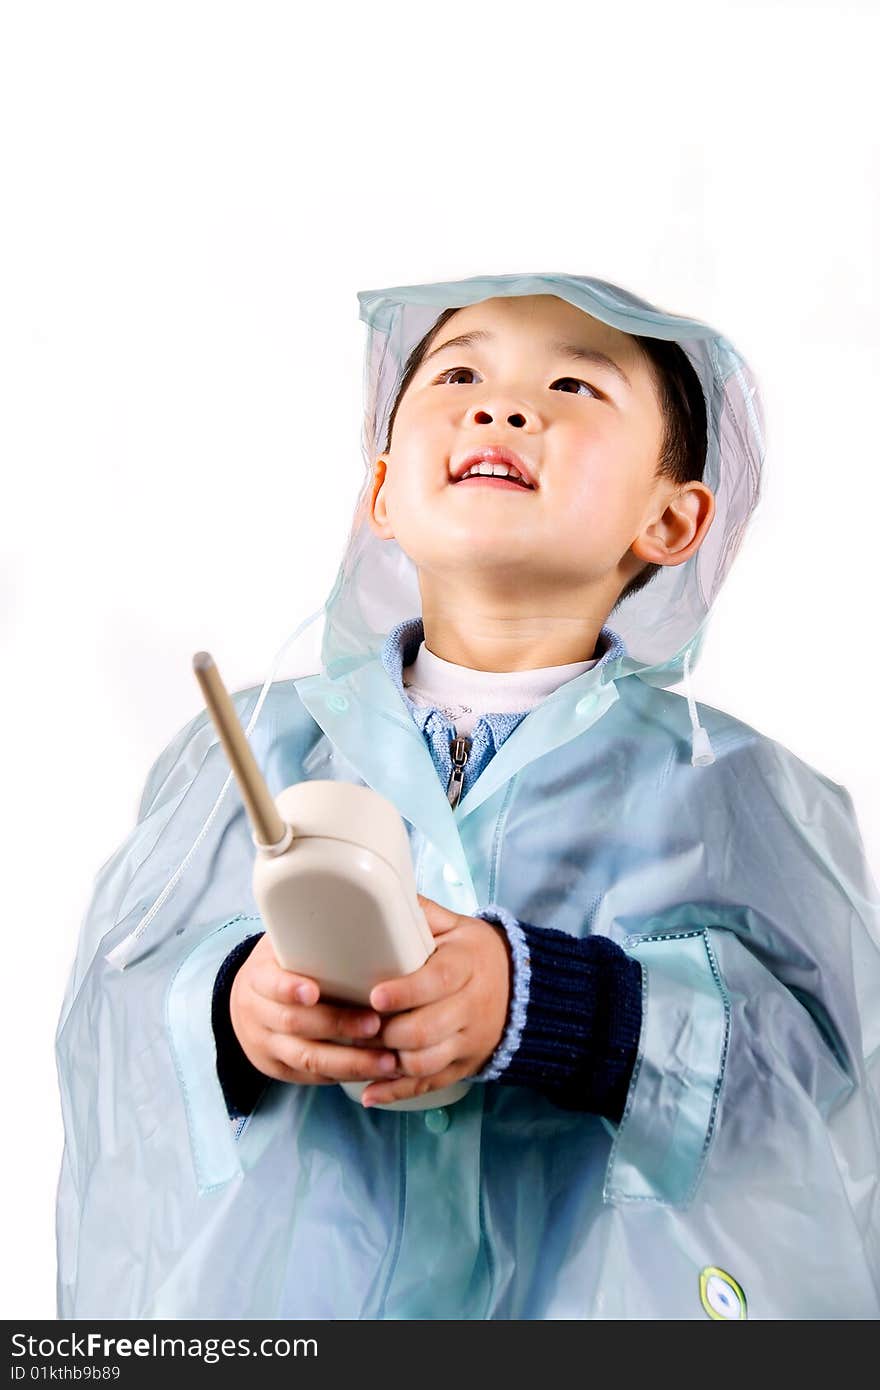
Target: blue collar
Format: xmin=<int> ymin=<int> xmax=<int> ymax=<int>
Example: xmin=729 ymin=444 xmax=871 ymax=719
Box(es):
xmin=379 ymin=614 xmax=626 ymax=754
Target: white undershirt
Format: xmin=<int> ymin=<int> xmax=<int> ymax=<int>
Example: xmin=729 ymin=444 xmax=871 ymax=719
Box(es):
xmin=402 ymin=640 xmax=599 ymax=736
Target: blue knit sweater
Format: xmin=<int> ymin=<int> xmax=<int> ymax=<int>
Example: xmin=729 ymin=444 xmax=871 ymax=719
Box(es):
xmin=211 ymin=617 xmax=643 ymax=1124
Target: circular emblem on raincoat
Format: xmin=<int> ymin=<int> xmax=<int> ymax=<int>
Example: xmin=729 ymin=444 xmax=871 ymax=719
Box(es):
xmin=699 ymin=1266 xmax=748 ymax=1320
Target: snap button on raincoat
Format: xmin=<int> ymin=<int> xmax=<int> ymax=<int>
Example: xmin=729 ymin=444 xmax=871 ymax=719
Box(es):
xmin=55 ymin=272 xmax=880 ymax=1319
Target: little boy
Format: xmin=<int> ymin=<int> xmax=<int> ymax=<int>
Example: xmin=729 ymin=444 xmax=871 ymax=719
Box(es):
xmin=56 ymin=274 xmax=880 ymax=1320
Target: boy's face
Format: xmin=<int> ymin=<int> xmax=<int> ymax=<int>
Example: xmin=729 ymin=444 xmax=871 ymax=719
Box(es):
xmin=368 ymin=294 xmax=714 ymax=618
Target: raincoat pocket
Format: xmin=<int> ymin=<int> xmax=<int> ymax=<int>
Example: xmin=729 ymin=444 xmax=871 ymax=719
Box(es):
xmin=603 ymin=928 xmax=730 ymax=1207
xmin=165 ymin=912 xmax=267 ymax=1194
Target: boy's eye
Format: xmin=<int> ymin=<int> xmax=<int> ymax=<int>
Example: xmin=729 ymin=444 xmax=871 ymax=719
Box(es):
xmin=551 ymin=376 xmax=599 ymax=398
xmin=436 ymin=366 xmax=598 ymax=398
xmin=438 ymin=367 xmax=479 ymax=385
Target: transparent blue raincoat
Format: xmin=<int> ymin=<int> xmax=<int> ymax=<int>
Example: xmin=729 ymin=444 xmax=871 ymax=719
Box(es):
xmin=55 ymin=272 xmax=880 ymax=1320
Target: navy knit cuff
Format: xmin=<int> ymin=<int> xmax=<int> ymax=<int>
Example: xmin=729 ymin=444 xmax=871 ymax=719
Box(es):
xmin=211 ymin=931 xmax=271 ymax=1120
xmin=473 ymin=908 xmax=642 ymax=1125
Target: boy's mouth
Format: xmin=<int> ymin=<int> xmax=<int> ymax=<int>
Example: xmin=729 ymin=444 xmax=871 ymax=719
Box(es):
xmin=449 ymin=447 xmax=537 ymax=489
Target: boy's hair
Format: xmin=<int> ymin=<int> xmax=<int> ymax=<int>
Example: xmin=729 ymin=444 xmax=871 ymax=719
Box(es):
xmin=382 ymin=305 xmax=708 ymax=607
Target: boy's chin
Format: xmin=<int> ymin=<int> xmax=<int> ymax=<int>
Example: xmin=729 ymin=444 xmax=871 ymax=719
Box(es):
xmin=417 ymin=549 xmax=543 ymax=581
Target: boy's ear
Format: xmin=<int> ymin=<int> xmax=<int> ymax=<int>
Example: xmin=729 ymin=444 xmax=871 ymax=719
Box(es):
xmin=367 ymin=457 xmax=395 ymax=540
xmin=631 ymin=482 xmax=715 ymax=569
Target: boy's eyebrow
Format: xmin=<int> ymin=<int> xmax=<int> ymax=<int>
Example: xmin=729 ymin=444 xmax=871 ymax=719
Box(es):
xmin=420 ymin=328 xmax=632 ymax=390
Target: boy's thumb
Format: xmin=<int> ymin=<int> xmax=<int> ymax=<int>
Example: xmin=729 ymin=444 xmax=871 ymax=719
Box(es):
xmin=417 ymin=893 xmax=461 ymax=935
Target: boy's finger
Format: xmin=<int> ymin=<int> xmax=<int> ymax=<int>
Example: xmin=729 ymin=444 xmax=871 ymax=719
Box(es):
xmin=276 ymin=1036 xmax=400 ymax=1083
xmin=417 ymin=896 xmax=463 ymax=937
xmin=251 ymin=962 xmax=320 ymax=1007
xmin=361 ymin=1059 xmax=461 ymax=1109
xmin=394 ymin=1036 xmax=461 ymax=1079
xmin=370 ymin=947 xmax=468 ymax=1014
xmin=265 ymin=998 xmax=380 ymax=1041
xmin=376 ymin=994 xmax=461 ymax=1054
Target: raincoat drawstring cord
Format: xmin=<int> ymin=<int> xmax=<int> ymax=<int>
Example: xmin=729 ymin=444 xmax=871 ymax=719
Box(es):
xmin=683 ymin=643 xmax=715 ymax=767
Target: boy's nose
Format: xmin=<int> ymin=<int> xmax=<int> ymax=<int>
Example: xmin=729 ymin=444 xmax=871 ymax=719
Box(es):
xmin=471 ymin=407 xmax=528 ymax=428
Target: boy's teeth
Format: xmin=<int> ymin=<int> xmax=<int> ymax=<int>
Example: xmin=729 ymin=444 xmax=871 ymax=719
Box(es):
xmin=461 ymin=462 xmax=528 ymax=482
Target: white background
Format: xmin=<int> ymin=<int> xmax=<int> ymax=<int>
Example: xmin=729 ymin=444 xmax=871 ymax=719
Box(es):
xmin=2 ymin=0 xmax=878 ymax=1320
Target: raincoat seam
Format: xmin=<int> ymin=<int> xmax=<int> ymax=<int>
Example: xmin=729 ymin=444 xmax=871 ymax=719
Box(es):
xmin=692 ymin=931 xmax=732 ymax=1195
xmin=412 ymin=832 xmax=427 ymax=889
xmin=375 ymin=1113 xmax=409 ymax=1319
xmin=487 ymin=774 xmax=520 ymax=903
xmin=657 ymin=741 xmax=676 ymax=787
xmin=476 ymin=1109 xmax=496 ymax=1318
xmin=623 ymin=927 xmax=711 ymax=946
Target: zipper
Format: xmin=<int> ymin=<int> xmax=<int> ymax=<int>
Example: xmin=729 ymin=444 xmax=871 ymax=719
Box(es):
xmin=446 ymin=734 xmax=472 ymax=809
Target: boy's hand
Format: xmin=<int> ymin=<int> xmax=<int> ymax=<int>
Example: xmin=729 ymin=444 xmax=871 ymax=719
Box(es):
xmin=361 ymin=894 xmax=512 ymax=1108
xmin=229 ymin=932 xmax=400 ymax=1087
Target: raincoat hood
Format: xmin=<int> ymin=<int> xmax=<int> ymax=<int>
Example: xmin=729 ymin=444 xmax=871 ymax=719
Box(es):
xmin=325 ymin=271 xmax=765 ymax=686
